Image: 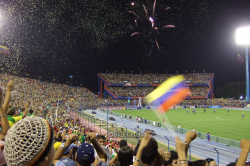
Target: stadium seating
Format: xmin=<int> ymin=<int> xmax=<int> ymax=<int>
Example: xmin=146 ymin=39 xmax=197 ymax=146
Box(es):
xmin=99 ymin=73 xmax=213 ymax=84
xmin=98 ymin=72 xmax=214 ymax=100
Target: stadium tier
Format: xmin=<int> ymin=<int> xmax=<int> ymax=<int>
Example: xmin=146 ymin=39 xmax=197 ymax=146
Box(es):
xmin=0 ymin=73 xmax=101 ymax=111
xmin=97 ymin=73 xmax=215 ymax=99
xmin=0 ymin=73 xmax=245 ymax=111
xmin=105 ymin=86 xmax=210 ymax=97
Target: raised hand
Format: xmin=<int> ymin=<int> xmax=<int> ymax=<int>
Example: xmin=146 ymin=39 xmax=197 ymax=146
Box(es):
xmin=185 ymin=131 xmax=197 ymax=143
xmin=24 ymin=102 xmax=30 ymax=109
xmin=67 ymin=133 xmax=78 ymax=144
xmin=140 ymin=131 xmax=152 ymax=149
xmin=240 ymin=139 xmax=250 ymax=152
xmin=7 ymin=81 xmax=14 ymax=92
xmin=175 ymin=136 xmax=186 ymax=154
xmin=87 ymin=132 xmax=96 ymax=141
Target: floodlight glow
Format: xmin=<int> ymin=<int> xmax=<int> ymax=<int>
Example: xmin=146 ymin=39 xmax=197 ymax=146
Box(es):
xmin=236 ymin=27 xmax=250 ymax=46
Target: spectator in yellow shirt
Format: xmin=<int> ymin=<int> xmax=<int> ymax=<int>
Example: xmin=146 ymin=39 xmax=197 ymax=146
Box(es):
xmin=7 ymin=102 xmax=30 ymax=127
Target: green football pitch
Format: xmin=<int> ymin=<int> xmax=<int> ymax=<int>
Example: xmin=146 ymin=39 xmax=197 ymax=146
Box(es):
xmin=113 ymin=108 xmax=250 ymax=141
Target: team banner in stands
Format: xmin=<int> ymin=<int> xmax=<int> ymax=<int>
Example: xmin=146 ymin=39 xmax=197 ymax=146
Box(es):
xmin=124 ymin=82 xmax=132 ymax=86
xmin=209 ymin=106 xmax=221 ymax=108
xmin=146 ymin=75 xmax=191 ymax=114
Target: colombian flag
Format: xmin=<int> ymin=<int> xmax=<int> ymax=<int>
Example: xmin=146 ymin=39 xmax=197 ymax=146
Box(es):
xmin=0 ymin=46 xmax=10 ymax=54
xmin=238 ymin=54 xmax=244 ymax=63
xmin=146 ymin=75 xmax=191 ymax=114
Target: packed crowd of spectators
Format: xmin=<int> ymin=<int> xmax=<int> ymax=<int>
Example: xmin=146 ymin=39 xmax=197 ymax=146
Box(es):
xmin=0 ymin=73 xmax=108 ymax=111
xmin=107 ymin=86 xmax=210 ymax=98
xmin=107 ymin=87 xmax=155 ymax=97
xmin=189 ymin=86 xmax=210 ymax=97
xmin=0 ymin=73 xmax=246 ymax=109
xmin=1 ymin=76 xmax=250 ymax=166
xmin=99 ymin=73 xmax=213 ymax=84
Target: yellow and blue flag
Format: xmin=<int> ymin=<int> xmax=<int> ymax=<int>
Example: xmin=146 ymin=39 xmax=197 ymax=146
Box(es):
xmin=238 ymin=54 xmax=244 ymax=63
xmin=0 ymin=46 xmax=10 ymax=54
xmin=146 ymin=75 xmax=191 ymax=114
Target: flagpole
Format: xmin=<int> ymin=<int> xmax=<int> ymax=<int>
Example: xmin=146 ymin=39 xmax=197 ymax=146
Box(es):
xmin=245 ymin=47 xmax=249 ymax=102
xmin=238 ymin=56 xmax=239 ymax=99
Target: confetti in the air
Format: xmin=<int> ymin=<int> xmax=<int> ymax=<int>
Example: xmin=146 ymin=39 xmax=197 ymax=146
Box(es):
xmin=0 ymin=0 xmax=218 ymax=83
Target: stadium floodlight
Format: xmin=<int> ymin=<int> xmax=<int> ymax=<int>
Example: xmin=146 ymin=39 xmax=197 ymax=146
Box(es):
xmin=236 ymin=27 xmax=250 ymax=46
xmin=236 ymin=27 xmax=250 ymax=101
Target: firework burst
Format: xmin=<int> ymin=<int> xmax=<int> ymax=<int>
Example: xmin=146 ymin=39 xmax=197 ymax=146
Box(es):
xmin=129 ymin=0 xmax=175 ymax=57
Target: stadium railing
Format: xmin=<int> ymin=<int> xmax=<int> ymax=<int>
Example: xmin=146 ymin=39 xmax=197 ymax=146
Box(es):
xmin=109 ymin=110 xmax=241 ymax=148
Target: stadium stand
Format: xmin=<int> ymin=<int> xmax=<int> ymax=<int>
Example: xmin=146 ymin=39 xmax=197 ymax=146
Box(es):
xmin=106 ymin=86 xmax=210 ymax=98
xmin=98 ymin=73 xmax=213 ymax=84
xmin=98 ymin=72 xmax=215 ymax=100
xmin=0 ymin=73 xmax=250 ymax=166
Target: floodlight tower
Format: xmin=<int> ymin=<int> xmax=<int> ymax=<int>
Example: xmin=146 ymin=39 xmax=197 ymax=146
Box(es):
xmin=236 ymin=27 xmax=250 ymax=102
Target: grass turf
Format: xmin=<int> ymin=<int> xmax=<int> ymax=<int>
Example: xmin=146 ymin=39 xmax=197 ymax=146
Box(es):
xmin=113 ymin=108 xmax=249 ymax=141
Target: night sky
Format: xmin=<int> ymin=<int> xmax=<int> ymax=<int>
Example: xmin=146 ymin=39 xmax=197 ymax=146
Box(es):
xmin=0 ymin=0 xmax=250 ymax=95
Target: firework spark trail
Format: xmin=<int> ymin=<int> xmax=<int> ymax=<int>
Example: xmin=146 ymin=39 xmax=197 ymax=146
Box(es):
xmin=152 ymin=0 xmax=156 ymax=17
xmin=142 ymin=5 xmax=148 ymax=19
xmin=131 ymin=32 xmax=143 ymax=37
xmin=164 ymin=7 xmax=170 ymax=11
xmin=155 ymin=38 xmax=159 ymax=50
xmin=163 ymin=25 xmax=175 ymax=28
xmin=128 ymin=11 xmax=140 ymax=19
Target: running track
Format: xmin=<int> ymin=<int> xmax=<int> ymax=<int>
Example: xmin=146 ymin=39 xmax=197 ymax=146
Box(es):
xmin=84 ymin=109 xmax=250 ymax=166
